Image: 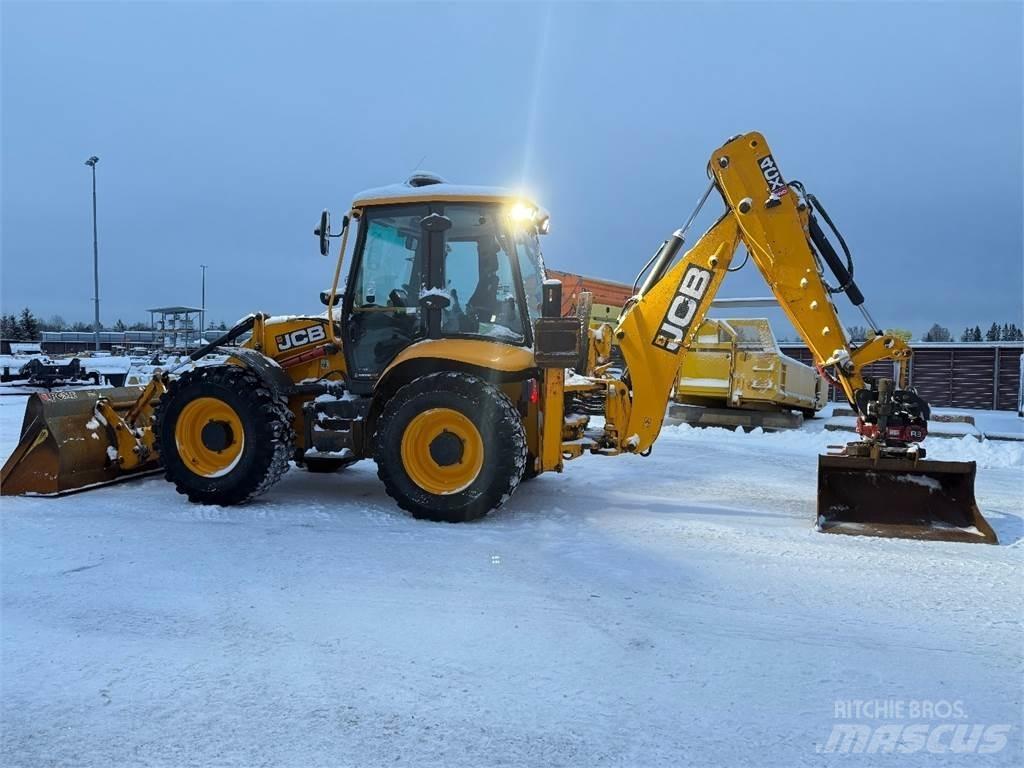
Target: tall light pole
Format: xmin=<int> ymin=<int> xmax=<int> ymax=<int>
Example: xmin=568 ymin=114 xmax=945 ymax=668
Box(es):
xmin=84 ymin=156 xmax=101 ymax=350
xmin=200 ymin=264 xmax=208 ymax=340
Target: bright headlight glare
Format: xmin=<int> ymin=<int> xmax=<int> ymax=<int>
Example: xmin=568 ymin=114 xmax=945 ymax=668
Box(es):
xmin=509 ymin=202 xmax=535 ymax=222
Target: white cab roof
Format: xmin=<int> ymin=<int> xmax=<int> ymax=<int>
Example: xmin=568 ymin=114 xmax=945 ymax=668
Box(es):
xmin=352 ymin=179 xmax=539 ymax=210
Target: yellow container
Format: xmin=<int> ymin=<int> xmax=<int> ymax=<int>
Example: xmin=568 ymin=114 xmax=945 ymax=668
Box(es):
xmin=675 ymin=319 xmax=826 ymax=414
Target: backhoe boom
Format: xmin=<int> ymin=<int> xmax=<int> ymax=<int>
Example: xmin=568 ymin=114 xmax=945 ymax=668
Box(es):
xmin=575 ymin=131 xmax=992 ymax=543
xmin=612 ymin=132 xmax=911 ymax=454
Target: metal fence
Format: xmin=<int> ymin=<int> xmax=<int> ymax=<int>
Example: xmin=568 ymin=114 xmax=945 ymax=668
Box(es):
xmin=0 ymin=331 xmax=164 ymax=355
xmin=779 ymin=342 xmax=1023 ymax=411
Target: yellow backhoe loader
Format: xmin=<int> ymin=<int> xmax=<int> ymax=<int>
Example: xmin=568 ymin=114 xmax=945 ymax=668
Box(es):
xmin=0 ymin=132 xmax=995 ymax=543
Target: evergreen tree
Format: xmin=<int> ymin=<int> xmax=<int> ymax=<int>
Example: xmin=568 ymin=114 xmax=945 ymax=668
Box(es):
xmin=960 ymin=327 xmax=972 ymax=342
xmin=973 ymin=325 xmax=983 ymax=342
xmin=985 ymin=322 xmax=1000 ymax=341
xmin=113 ymin=319 xmax=127 ymax=332
xmin=18 ymin=308 xmax=39 ymax=340
xmin=1 ymin=314 xmax=19 ymax=339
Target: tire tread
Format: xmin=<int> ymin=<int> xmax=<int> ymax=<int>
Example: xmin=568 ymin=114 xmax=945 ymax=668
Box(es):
xmin=154 ymin=365 xmax=294 ymax=505
xmin=374 ymin=372 xmax=526 ymax=522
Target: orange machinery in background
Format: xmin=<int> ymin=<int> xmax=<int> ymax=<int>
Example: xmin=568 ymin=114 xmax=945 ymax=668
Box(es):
xmin=545 ymin=269 xmax=632 ymax=328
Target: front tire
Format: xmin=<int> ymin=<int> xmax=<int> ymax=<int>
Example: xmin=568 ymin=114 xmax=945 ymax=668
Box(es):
xmin=155 ymin=365 xmax=294 ymax=505
xmin=374 ymin=372 xmax=527 ymax=522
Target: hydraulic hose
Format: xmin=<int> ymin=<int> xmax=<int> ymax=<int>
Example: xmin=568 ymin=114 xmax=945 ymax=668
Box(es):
xmin=808 ymin=213 xmax=865 ymax=306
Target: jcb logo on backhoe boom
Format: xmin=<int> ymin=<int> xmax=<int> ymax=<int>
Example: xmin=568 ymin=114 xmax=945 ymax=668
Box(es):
xmin=275 ymin=324 xmax=327 ymax=352
xmin=652 ymin=265 xmax=713 ymax=353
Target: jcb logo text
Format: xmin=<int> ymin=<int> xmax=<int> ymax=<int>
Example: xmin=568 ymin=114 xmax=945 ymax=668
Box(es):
xmin=652 ymin=264 xmax=713 ymax=353
xmin=276 ymin=324 xmax=327 ymax=352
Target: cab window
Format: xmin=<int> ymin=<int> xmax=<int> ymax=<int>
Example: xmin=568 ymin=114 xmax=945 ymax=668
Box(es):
xmin=439 ymin=204 xmax=526 ymax=344
xmin=514 ymin=229 xmax=545 ymax=325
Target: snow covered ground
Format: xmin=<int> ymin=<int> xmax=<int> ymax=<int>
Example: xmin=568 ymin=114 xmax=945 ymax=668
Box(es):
xmin=1 ymin=395 xmax=1021 ymax=767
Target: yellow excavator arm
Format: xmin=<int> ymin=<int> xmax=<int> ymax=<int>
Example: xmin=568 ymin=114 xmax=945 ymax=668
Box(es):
xmin=542 ymin=131 xmax=991 ymax=543
xmin=612 ymin=132 xmax=913 ymax=453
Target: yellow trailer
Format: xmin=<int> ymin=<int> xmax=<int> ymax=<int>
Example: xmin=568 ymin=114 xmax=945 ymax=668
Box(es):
xmin=674 ymin=318 xmax=827 ymax=417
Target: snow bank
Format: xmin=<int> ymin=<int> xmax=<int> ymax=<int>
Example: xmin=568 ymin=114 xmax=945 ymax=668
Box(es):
xmin=925 ymin=435 xmax=1024 ymax=469
xmin=661 ymin=420 xmax=1024 ymax=469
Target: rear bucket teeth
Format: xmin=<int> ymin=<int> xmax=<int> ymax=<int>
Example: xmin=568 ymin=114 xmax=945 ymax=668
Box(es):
xmin=817 ymin=455 xmax=997 ymax=544
xmin=0 ymin=387 xmax=161 ymax=497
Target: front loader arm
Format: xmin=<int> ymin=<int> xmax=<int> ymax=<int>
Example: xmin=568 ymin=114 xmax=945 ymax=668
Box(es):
xmin=613 ymin=132 xmax=913 ymax=453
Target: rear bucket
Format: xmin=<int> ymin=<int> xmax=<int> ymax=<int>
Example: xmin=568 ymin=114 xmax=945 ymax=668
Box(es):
xmin=0 ymin=387 xmax=160 ymax=496
xmin=817 ymin=455 xmax=997 ymax=544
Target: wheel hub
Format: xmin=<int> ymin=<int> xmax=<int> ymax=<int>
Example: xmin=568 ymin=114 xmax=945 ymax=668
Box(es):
xmin=428 ymin=429 xmax=464 ymax=467
xmin=400 ymin=408 xmax=483 ymax=495
xmin=201 ymin=420 xmax=235 ymax=452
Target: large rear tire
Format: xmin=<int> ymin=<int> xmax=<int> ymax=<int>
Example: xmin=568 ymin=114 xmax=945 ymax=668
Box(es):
xmin=155 ymin=365 xmax=294 ymax=505
xmin=374 ymin=372 xmax=527 ymax=522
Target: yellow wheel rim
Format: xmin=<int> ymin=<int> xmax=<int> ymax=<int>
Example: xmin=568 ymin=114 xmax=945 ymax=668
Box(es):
xmin=400 ymin=408 xmax=484 ymax=495
xmin=175 ymin=396 xmax=245 ymax=478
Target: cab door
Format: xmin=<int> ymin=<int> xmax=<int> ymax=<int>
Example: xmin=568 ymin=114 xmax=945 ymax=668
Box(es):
xmin=344 ymin=205 xmax=429 ymax=383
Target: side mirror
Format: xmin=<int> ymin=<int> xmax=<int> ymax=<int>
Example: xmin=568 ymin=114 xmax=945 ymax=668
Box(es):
xmin=320 ymin=290 xmax=342 ymax=307
xmin=314 ymin=209 xmax=331 ymax=256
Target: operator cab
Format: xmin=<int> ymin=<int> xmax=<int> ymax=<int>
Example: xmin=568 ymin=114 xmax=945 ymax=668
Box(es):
xmin=337 ymin=176 xmax=550 ymax=384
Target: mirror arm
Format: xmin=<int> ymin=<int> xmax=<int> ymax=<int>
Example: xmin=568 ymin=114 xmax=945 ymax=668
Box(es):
xmin=325 ymin=212 xmax=353 ymax=344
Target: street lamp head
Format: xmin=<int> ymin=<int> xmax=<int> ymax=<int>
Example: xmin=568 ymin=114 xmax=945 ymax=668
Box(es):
xmin=85 ymin=156 xmax=99 ymax=167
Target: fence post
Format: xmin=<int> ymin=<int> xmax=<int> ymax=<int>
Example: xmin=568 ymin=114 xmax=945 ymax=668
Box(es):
xmin=1018 ymin=353 xmax=1023 ymax=417
xmin=993 ymin=348 xmax=1000 ymax=410
xmin=949 ymin=349 xmax=954 ymax=407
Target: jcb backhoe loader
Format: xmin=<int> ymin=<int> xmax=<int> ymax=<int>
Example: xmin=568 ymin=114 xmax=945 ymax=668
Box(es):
xmin=0 ymin=133 xmax=995 ymax=543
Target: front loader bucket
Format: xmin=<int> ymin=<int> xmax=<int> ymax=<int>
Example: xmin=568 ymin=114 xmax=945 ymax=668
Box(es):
xmin=817 ymin=456 xmax=996 ymax=544
xmin=0 ymin=387 xmax=160 ymax=496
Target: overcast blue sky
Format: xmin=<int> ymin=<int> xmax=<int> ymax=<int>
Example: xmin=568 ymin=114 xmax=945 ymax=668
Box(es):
xmin=2 ymin=1 xmax=1021 ymax=338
